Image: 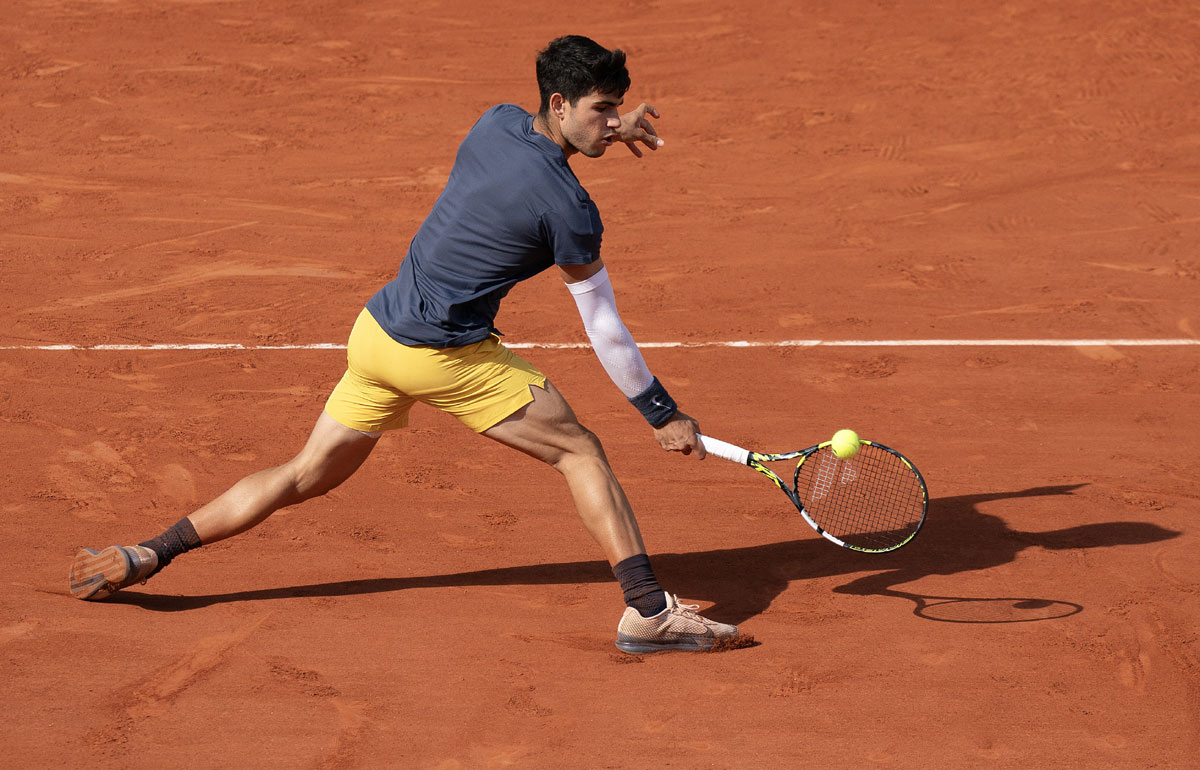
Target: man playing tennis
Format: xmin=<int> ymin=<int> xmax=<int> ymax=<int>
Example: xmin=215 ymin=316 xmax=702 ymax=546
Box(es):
xmin=69 ymin=35 xmax=738 ymax=654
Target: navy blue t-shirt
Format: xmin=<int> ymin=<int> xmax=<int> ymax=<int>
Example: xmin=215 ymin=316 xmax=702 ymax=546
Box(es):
xmin=366 ymin=104 xmax=603 ymax=347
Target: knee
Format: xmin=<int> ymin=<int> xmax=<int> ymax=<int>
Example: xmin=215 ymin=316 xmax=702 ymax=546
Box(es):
xmin=550 ymin=423 xmax=608 ymax=471
xmin=283 ymin=456 xmax=347 ymax=502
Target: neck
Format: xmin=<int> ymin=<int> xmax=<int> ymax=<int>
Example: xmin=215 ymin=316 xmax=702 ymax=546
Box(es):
xmin=532 ymin=111 xmax=575 ymax=158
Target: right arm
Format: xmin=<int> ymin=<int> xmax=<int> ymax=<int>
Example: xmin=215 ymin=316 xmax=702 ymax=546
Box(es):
xmin=560 ymin=261 xmax=704 ymax=458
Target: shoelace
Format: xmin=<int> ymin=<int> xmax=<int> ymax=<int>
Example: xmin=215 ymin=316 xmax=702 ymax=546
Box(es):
xmin=668 ymin=595 xmax=706 ymax=622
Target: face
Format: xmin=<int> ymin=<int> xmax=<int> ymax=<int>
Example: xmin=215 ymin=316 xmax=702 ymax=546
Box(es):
xmin=556 ymin=90 xmax=623 ymax=158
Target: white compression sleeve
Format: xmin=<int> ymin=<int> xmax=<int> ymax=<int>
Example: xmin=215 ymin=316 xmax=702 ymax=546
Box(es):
xmin=565 ymin=267 xmax=655 ymax=398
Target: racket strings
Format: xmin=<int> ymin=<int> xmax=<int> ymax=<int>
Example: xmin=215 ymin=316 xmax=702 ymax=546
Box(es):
xmin=794 ymin=445 xmax=925 ymax=550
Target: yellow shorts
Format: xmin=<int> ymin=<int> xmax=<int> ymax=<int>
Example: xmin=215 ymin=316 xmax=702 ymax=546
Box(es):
xmin=324 ymin=308 xmax=546 ymax=434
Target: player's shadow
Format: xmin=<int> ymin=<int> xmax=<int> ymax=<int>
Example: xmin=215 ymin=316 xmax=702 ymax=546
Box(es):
xmin=665 ymin=484 xmax=1179 ymax=623
xmin=111 ymin=484 xmax=1179 ymax=623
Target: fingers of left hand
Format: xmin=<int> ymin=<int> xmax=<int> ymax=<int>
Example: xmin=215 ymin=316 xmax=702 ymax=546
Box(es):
xmin=637 ymin=103 xmax=659 ymax=119
xmin=629 ymin=129 xmax=661 ymax=150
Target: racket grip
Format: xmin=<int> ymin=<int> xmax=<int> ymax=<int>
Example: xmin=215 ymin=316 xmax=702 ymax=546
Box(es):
xmin=698 ymin=434 xmax=751 ymax=465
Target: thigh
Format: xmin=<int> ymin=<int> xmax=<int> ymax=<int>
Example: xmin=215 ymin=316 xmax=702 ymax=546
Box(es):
xmin=482 ymin=380 xmax=600 ymax=465
xmin=290 ymin=411 xmax=381 ymax=492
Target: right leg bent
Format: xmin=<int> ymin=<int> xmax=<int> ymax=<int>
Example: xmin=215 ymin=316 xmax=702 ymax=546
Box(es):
xmin=482 ymin=381 xmax=740 ymax=652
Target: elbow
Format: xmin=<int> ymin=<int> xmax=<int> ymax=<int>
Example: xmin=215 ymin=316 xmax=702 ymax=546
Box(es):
xmin=586 ymin=320 xmax=632 ymax=348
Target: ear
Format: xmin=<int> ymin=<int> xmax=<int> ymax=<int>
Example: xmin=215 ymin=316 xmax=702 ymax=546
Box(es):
xmin=549 ymin=92 xmax=566 ymax=119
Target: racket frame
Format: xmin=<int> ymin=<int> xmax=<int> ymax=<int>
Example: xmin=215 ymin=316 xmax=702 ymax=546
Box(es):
xmin=699 ymin=434 xmax=928 ymax=553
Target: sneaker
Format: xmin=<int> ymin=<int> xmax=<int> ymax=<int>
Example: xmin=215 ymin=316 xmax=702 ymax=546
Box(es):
xmin=615 ymin=592 xmax=739 ymax=653
xmin=69 ymin=545 xmax=159 ymax=600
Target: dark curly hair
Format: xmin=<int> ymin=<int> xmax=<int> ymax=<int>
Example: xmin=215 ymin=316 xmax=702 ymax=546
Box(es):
xmin=536 ymin=35 xmax=631 ymax=116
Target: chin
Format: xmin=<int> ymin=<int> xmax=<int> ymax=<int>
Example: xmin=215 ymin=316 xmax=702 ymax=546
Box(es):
xmin=568 ymin=138 xmax=609 ymax=159
xmin=576 ymin=148 xmax=605 ymax=159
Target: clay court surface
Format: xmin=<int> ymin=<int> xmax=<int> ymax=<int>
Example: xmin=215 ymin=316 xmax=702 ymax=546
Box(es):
xmin=2 ymin=0 xmax=1199 ymax=767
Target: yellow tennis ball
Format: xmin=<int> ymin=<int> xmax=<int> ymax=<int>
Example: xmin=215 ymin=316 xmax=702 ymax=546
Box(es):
xmin=830 ymin=429 xmax=860 ymax=459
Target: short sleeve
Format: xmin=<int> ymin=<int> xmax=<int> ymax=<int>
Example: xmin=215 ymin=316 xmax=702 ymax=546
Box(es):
xmin=540 ymin=200 xmax=603 ymax=266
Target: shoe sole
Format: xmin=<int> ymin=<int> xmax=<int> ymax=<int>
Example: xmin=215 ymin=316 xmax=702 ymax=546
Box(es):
xmin=69 ymin=546 xmax=130 ymax=600
xmin=614 ymin=635 xmax=721 ymax=654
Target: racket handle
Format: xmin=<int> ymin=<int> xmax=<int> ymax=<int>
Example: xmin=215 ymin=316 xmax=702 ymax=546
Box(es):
xmin=698 ymin=434 xmax=751 ymax=465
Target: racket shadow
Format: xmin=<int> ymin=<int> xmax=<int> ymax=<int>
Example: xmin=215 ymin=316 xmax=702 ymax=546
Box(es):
xmin=822 ymin=484 xmax=1180 ymax=624
xmin=652 ymin=483 xmax=1178 ymax=624
xmin=652 ymin=484 xmax=1156 ymax=623
xmin=107 ymin=484 xmax=1179 ymax=626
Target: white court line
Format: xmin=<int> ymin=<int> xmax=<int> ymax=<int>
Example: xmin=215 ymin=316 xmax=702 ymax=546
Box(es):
xmin=0 ymin=339 xmax=1196 ymax=351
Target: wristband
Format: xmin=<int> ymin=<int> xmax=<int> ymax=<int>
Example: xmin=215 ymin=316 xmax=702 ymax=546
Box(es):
xmin=628 ymin=377 xmax=678 ymax=427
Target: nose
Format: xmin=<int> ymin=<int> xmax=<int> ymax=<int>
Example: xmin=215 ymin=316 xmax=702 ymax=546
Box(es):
xmin=606 ymin=116 xmax=620 ymax=128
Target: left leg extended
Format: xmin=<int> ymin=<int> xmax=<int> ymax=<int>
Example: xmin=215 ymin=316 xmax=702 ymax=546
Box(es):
xmin=69 ymin=412 xmax=379 ymax=599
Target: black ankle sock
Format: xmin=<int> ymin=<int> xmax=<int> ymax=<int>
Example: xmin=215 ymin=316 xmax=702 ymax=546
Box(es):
xmin=613 ymin=553 xmax=668 ymax=618
xmin=627 ymin=590 xmax=668 ymax=618
xmin=138 ymin=517 xmax=203 ymax=576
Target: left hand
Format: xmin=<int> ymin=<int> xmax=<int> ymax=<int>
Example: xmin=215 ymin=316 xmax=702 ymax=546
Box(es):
xmin=616 ymin=103 xmax=664 ymax=158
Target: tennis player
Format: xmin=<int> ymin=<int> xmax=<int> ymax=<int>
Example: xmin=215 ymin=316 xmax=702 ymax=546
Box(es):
xmin=69 ymin=35 xmax=738 ymax=654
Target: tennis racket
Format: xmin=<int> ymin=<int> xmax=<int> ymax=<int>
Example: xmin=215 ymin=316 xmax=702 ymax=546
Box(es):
xmin=698 ymin=433 xmax=928 ymax=553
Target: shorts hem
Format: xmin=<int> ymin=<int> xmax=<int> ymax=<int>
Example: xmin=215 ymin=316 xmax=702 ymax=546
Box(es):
xmin=323 ymin=406 xmax=409 ymax=434
xmin=467 ymin=375 xmax=547 ymax=433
